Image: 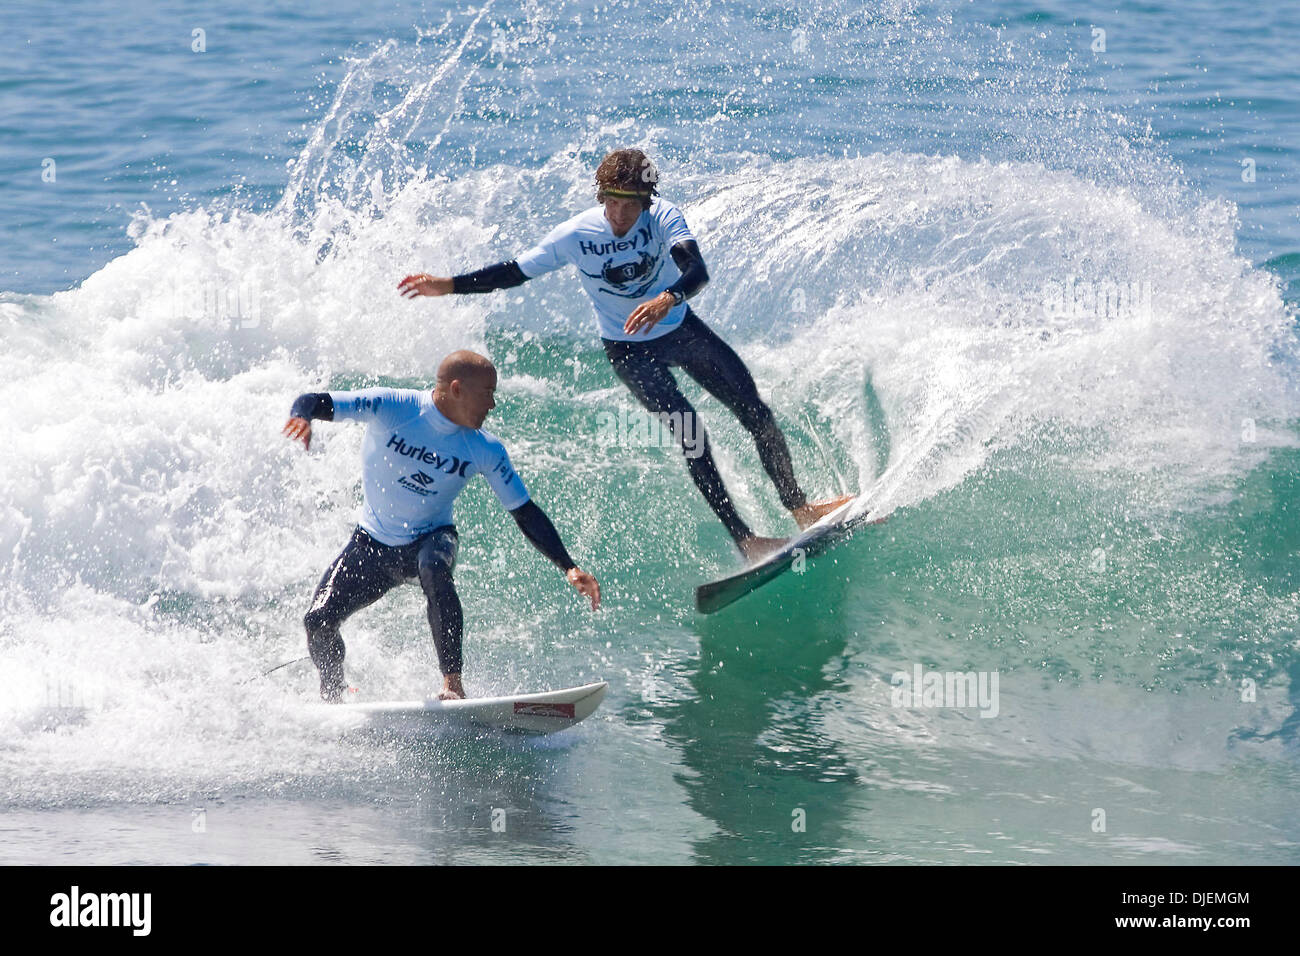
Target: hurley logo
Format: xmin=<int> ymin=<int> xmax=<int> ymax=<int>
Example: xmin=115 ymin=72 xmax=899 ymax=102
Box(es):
xmin=492 ymin=456 xmax=516 ymax=486
xmin=579 ymin=225 xmax=651 ymax=257
xmin=50 ymin=886 xmax=151 ymax=936
xmin=387 ymin=434 xmax=472 ymax=476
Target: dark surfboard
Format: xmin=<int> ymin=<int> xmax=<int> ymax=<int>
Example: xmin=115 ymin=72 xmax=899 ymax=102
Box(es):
xmin=695 ymin=497 xmax=882 ymax=614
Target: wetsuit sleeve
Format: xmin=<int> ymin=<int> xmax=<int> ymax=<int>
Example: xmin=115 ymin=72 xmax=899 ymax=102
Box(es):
xmin=452 ymin=260 xmax=529 ymax=293
xmin=510 ymin=500 xmax=577 ymax=572
xmin=327 ymin=388 xmax=421 ymax=427
xmin=667 ymin=240 xmax=709 ymax=301
xmin=290 ymin=393 xmax=334 ymax=421
xmin=515 ymin=221 xmax=572 ymax=279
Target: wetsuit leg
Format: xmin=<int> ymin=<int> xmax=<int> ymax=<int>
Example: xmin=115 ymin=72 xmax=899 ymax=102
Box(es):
xmin=603 ymin=338 xmax=753 ymax=544
xmin=304 ymin=528 xmax=406 ymax=701
xmin=672 ymin=313 xmax=808 ymax=511
xmin=414 ymin=527 xmax=463 ymax=675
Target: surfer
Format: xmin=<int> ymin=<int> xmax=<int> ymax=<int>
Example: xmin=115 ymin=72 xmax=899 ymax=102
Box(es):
xmin=397 ymin=148 xmax=852 ymax=562
xmin=283 ymin=350 xmax=600 ymax=703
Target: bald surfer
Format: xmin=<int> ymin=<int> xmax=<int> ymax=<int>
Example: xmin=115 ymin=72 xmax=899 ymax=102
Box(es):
xmin=283 ymin=350 xmax=600 ymax=702
xmin=398 ymin=148 xmax=852 ymax=561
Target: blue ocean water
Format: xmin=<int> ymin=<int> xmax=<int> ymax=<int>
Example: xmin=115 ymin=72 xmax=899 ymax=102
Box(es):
xmin=1 ymin=0 xmax=1298 ymax=864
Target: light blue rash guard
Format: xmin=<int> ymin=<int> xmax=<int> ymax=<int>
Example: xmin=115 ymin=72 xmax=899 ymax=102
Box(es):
xmin=514 ymin=197 xmax=697 ymax=342
xmin=329 ymin=388 xmax=530 ymax=545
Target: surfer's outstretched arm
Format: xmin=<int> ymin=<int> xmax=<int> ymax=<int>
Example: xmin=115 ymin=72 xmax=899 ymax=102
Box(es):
xmin=281 ymin=392 xmax=335 ymax=450
xmin=510 ymin=500 xmax=601 ymax=610
xmin=452 ymin=261 xmax=530 ymax=293
xmin=398 ymin=261 xmax=531 ymax=298
xmin=400 ymin=217 xmax=573 ymax=299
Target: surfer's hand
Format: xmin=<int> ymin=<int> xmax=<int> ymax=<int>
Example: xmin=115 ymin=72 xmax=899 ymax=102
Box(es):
xmin=567 ymin=567 xmax=601 ymax=610
xmin=398 ymin=273 xmax=453 ymax=298
xmin=282 ymin=417 xmax=312 ymax=450
xmin=623 ymin=292 xmax=674 ymax=336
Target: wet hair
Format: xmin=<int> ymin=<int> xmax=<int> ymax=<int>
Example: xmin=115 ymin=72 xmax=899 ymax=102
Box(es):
xmin=595 ymin=148 xmax=660 ymax=209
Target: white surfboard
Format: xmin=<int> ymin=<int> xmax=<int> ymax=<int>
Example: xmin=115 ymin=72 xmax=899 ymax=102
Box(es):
xmin=331 ymin=681 xmax=608 ymax=736
xmin=695 ymin=496 xmax=885 ymax=614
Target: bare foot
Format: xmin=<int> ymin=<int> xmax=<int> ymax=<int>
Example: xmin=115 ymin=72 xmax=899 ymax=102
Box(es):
xmin=737 ymin=535 xmax=790 ymax=563
xmin=792 ymin=493 xmax=856 ymax=531
xmin=437 ymin=674 xmax=465 ymax=700
xmin=320 ymin=674 xmax=351 ymax=704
